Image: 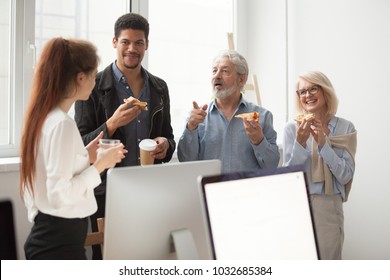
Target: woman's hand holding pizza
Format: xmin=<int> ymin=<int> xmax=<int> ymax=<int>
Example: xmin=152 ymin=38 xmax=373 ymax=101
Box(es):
xmin=310 ymin=118 xmax=328 ymax=148
xmin=295 ymin=118 xmax=312 ymax=148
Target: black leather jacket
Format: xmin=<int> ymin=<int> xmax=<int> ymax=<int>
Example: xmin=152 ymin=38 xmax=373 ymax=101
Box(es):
xmin=75 ymin=63 xmax=176 ymax=194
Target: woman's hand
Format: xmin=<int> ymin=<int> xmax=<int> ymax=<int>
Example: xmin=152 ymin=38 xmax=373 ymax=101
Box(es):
xmin=296 ymin=119 xmax=312 ymax=148
xmin=310 ymin=119 xmax=328 ymax=147
xmin=94 ymin=144 xmax=127 ymax=173
xmin=86 ymin=131 xmax=103 ymax=163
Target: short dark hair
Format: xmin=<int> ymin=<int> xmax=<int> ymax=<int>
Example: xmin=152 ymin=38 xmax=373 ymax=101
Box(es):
xmin=114 ymin=13 xmax=149 ymax=41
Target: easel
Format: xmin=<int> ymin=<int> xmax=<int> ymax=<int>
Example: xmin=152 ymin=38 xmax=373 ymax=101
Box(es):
xmin=227 ymin=32 xmax=261 ymax=106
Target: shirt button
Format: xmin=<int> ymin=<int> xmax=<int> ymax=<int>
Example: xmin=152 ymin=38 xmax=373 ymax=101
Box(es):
xmin=138 ymin=120 xmax=141 ymax=123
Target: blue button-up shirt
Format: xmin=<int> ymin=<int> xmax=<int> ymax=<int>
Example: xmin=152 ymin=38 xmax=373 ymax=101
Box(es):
xmin=112 ymin=62 xmax=151 ymax=165
xmin=177 ymin=96 xmax=280 ymax=173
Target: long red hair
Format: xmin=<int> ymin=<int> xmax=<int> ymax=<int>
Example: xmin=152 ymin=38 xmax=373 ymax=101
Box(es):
xmin=20 ymin=37 xmax=98 ymax=198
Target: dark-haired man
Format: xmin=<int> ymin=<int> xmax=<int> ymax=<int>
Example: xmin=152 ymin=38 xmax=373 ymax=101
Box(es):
xmin=75 ymin=13 xmax=175 ymax=259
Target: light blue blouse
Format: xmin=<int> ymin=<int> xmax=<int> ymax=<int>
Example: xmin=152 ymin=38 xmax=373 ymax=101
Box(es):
xmin=283 ymin=116 xmax=356 ymax=201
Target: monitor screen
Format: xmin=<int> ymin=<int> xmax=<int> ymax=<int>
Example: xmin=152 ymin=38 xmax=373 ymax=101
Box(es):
xmin=104 ymin=160 xmax=221 ymax=260
xmin=0 ymin=200 xmax=17 ymax=260
xmin=200 ymin=165 xmax=318 ymax=260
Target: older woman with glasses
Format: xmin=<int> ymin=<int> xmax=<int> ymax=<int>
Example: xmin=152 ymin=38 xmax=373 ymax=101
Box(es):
xmin=283 ymin=71 xmax=357 ymax=260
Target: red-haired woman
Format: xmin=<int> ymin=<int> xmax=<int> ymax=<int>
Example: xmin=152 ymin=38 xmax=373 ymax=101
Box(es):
xmin=20 ymin=37 xmax=127 ymax=259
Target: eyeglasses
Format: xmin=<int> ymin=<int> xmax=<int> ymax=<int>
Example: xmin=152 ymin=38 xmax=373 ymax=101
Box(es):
xmin=296 ymin=85 xmax=320 ymax=96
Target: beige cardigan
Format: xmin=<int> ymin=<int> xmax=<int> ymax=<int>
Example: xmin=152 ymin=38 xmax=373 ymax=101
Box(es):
xmin=311 ymin=131 xmax=357 ymax=202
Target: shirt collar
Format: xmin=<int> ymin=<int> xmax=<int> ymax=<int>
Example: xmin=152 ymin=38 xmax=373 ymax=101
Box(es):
xmin=112 ymin=61 xmax=123 ymax=83
xmin=111 ymin=61 xmax=149 ymax=83
xmin=209 ymin=93 xmax=247 ymax=112
xmin=328 ymin=116 xmax=337 ymax=133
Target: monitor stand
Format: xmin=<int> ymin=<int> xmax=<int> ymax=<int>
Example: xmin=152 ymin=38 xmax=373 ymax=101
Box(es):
xmin=170 ymin=228 xmax=199 ymax=260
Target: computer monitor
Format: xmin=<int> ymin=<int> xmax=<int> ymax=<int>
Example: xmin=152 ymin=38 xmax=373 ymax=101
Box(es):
xmin=0 ymin=200 xmax=17 ymax=260
xmin=200 ymin=165 xmax=318 ymax=260
xmin=104 ymin=160 xmax=221 ymax=260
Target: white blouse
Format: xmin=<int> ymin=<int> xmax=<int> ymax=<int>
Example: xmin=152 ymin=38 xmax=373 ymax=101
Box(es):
xmin=24 ymin=108 xmax=101 ymax=222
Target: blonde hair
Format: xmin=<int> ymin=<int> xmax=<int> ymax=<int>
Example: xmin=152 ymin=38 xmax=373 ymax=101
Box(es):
xmin=295 ymin=71 xmax=338 ymax=117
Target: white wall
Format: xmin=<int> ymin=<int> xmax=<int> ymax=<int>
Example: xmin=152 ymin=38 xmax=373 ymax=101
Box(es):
xmin=243 ymin=0 xmax=390 ymax=259
xmin=236 ymin=0 xmax=288 ymax=143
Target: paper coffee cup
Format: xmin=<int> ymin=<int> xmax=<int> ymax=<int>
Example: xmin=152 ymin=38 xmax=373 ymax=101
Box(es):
xmin=139 ymin=139 xmax=157 ymax=165
xmin=99 ymin=139 xmax=120 ymax=149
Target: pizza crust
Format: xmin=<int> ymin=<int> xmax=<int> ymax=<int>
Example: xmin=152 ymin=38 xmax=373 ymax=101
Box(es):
xmin=123 ymin=96 xmax=148 ymax=111
xmin=294 ymin=113 xmax=315 ymax=123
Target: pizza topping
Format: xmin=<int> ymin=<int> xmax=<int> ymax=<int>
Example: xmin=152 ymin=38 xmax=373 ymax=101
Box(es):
xmin=235 ymin=112 xmax=259 ymax=122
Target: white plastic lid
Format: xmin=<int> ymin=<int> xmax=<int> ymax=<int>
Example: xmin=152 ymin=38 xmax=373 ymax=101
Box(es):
xmin=139 ymin=139 xmax=157 ymax=151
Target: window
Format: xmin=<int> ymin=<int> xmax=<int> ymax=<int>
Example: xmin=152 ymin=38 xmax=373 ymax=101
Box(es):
xmin=0 ymin=0 xmax=11 ymax=147
xmin=35 ymin=0 xmax=130 ymax=70
xmin=0 ymin=0 xmax=129 ymax=158
xmin=147 ymin=0 xmax=234 ymax=139
xmin=0 ymin=0 xmax=29 ymax=158
xmin=34 ymin=0 xmax=130 ymax=117
xmin=1 ymin=0 xmax=235 ymax=158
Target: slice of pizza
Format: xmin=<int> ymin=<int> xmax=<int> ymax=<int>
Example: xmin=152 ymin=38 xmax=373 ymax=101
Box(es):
xmin=123 ymin=96 xmax=148 ymax=111
xmin=235 ymin=112 xmax=259 ymax=122
xmin=294 ymin=113 xmax=315 ymax=123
